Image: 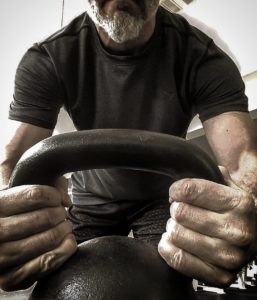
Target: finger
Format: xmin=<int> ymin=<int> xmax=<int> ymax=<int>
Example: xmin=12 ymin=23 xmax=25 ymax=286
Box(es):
xmin=0 ymin=234 xmax=77 ymax=292
xmin=0 ymin=185 xmax=68 ymax=217
xmin=55 ymin=176 xmax=68 ymax=192
xmin=54 ymin=176 xmax=72 ymax=207
xmin=169 ymin=178 xmax=245 ymax=212
xmin=0 ymin=207 xmax=68 ymax=242
xmin=170 ymin=202 xmax=254 ymax=246
xmin=166 ymin=218 xmax=245 ymax=270
xmin=0 ymin=220 xmax=72 ymax=270
xmin=158 ymin=233 xmax=236 ymax=287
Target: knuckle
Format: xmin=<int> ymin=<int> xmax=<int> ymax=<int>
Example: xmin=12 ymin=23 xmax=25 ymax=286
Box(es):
xmin=218 ymin=247 xmax=245 ymax=269
xmin=39 ymin=252 xmax=56 ymax=273
xmin=222 ymin=219 xmax=254 ymax=246
xmin=180 ymin=180 xmax=196 ymax=198
xmin=27 ymin=186 xmax=45 ymax=202
xmin=171 ymin=202 xmax=187 ymax=222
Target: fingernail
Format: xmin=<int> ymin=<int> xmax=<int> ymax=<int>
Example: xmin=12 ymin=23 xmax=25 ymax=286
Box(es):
xmin=42 ymin=253 xmax=56 ymax=272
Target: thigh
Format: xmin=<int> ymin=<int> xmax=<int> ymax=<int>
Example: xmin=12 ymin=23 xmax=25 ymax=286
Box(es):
xmin=129 ymin=198 xmax=170 ymax=248
xmin=67 ymin=204 xmax=130 ymax=244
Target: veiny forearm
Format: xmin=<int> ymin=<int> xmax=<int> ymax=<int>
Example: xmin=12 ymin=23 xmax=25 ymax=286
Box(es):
xmin=0 ymin=122 xmax=53 ymax=190
xmin=203 ymin=112 xmax=257 ymax=200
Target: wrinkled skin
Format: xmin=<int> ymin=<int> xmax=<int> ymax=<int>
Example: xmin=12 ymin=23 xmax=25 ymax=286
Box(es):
xmin=0 ymin=177 xmax=77 ymax=291
xmin=159 ymin=167 xmax=257 ymax=287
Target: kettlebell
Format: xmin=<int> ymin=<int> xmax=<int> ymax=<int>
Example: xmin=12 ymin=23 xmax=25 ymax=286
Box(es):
xmin=9 ymin=129 xmax=224 ymax=300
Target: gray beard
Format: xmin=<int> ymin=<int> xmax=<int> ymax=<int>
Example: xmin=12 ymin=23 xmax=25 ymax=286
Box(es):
xmin=86 ymin=1 xmax=156 ymax=43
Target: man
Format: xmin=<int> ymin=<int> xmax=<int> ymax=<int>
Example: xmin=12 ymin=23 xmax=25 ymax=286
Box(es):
xmin=0 ymin=0 xmax=257 ymax=292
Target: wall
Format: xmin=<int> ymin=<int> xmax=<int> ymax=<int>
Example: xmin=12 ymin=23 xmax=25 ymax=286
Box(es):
xmin=0 ymin=0 xmax=63 ymax=151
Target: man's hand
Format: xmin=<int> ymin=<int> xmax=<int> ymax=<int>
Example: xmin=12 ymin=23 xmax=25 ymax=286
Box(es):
xmin=158 ymin=167 xmax=257 ymax=287
xmin=0 ymin=178 xmax=77 ymax=291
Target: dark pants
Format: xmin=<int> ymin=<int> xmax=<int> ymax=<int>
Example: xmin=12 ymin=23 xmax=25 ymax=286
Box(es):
xmin=67 ymin=198 xmax=170 ymax=248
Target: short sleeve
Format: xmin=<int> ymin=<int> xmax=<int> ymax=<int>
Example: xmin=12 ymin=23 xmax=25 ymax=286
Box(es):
xmin=192 ymin=41 xmax=248 ymax=122
xmin=9 ymin=45 xmax=63 ymax=129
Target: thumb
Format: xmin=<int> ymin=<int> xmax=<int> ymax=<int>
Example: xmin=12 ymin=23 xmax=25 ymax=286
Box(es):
xmin=218 ymin=166 xmax=241 ymax=191
xmin=55 ymin=176 xmax=72 ymax=207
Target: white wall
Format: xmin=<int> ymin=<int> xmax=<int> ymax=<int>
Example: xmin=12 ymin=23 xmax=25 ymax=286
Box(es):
xmin=181 ymin=0 xmax=257 ymax=77
xmin=0 ymin=0 xmax=63 ymax=149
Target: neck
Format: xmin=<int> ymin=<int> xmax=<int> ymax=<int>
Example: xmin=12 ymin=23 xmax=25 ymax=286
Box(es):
xmin=95 ymin=16 xmax=156 ymax=55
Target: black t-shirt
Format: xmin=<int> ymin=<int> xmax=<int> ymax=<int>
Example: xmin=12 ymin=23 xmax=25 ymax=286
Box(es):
xmin=9 ymin=7 xmax=248 ymax=204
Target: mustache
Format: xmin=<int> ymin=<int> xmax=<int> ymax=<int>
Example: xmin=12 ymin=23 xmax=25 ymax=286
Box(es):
xmin=97 ymin=0 xmax=147 ymax=16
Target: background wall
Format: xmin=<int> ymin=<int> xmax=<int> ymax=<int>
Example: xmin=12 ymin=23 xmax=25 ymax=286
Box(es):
xmin=0 ymin=0 xmax=63 ymax=153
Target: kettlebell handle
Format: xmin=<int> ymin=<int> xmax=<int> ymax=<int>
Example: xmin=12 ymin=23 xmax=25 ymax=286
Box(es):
xmin=9 ymin=129 xmax=225 ymax=187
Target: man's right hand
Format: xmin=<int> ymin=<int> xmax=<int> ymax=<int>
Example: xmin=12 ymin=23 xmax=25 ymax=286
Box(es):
xmin=0 ymin=184 xmax=77 ymax=291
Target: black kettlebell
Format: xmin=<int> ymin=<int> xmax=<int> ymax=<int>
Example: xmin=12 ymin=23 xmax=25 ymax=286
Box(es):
xmin=9 ymin=129 xmax=225 ymax=300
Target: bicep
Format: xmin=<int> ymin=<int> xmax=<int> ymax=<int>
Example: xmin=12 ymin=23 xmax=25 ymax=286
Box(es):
xmin=203 ymin=111 xmax=257 ymax=192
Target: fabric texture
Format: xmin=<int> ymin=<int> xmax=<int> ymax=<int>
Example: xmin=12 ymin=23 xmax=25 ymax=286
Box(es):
xmin=9 ymin=6 xmax=248 ymax=206
xmin=68 ymin=198 xmax=170 ymax=248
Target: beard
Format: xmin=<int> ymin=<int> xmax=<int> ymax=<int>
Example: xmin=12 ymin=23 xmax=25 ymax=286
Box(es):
xmin=86 ymin=0 xmax=159 ymax=43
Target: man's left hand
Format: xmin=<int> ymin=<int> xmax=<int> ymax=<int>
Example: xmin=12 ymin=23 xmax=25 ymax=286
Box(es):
xmin=158 ymin=167 xmax=257 ymax=287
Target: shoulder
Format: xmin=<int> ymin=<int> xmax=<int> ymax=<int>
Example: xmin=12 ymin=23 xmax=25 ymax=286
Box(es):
xmin=38 ymin=12 xmax=91 ymax=48
xmin=20 ymin=12 xmax=95 ymax=74
xmin=158 ymin=6 xmax=213 ymax=53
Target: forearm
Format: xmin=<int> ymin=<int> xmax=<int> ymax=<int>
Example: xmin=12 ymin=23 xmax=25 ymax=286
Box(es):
xmin=0 ymin=163 xmax=13 ymax=190
xmin=203 ymin=112 xmax=257 ymax=199
xmin=0 ymin=146 xmax=21 ymax=190
xmin=0 ymin=122 xmax=53 ymax=189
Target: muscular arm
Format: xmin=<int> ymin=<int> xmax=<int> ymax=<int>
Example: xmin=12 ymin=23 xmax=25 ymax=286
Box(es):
xmin=203 ymin=111 xmax=257 ymax=198
xmin=0 ymin=121 xmax=53 ymax=189
xmin=159 ymin=111 xmax=257 ymax=286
